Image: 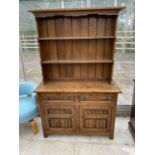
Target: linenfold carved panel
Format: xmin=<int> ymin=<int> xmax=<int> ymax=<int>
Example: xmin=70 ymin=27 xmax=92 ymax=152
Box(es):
xmin=45 ymin=105 xmax=75 ymax=130
xmin=48 ymin=118 xmax=72 ymax=128
xmin=82 ymin=109 xmax=108 ymax=129
xmin=83 ymin=119 xmax=108 ymax=129
xmin=80 ymin=106 xmax=111 ymax=131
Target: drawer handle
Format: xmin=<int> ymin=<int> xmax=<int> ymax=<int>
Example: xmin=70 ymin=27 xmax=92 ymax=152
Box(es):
xmin=81 ymin=114 xmax=85 ymax=119
xmin=103 ymin=97 xmax=112 ymax=101
xmin=80 ymin=96 xmax=87 ymax=100
xmin=44 ymin=96 xmax=49 ymax=101
xmin=70 ymin=96 xmax=75 ymax=100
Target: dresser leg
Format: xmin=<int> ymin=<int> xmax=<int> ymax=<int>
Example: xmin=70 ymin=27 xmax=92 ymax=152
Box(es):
xmin=43 ymin=132 xmax=48 ymax=138
xmin=109 ymin=132 xmax=114 ymax=139
xmin=109 ymin=135 xmax=114 ymax=140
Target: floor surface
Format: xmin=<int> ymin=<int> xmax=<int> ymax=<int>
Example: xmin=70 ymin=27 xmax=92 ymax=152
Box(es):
xmin=19 ymin=117 xmax=135 ymax=155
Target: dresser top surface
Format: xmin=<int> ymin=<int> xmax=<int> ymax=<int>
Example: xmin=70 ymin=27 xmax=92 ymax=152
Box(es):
xmin=35 ymin=81 xmax=121 ymax=93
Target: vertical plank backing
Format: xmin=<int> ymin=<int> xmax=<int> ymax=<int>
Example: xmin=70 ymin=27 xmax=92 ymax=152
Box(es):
xmin=96 ymin=16 xmax=106 ymax=79
xmin=37 ymin=19 xmax=49 ymax=81
xmin=64 ymin=17 xmax=73 ymax=78
xmin=47 ymin=18 xmax=57 ymax=59
xmin=36 ymin=19 xmax=46 ymax=82
xmin=43 ymin=64 xmax=53 ymax=81
xmin=104 ymin=16 xmax=116 ymax=60
xmin=104 ymin=40 xmax=113 ymax=59
xmin=104 ymin=16 xmax=112 ymax=60
xmin=88 ymin=16 xmax=97 ymax=79
xmin=72 ymin=17 xmax=81 ymax=78
xmin=36 ymin=13 xmax=118 ymax=82
xmin=110 ymin=16 xmax=118 ymax=83
xmin=37 ymin=19 xmax=49 ymax=60
xmin=106 ymin=16 xmax=116 ymax=36
xmin=47 ymin=18 xmax=59 ymax=78
xmin=39 ymin=41 xmax=49 ymax=61
xmin=55 ymin=17 xmax=66 ymax=78
xmin=104 ymin=16 xmax=116 ymax=82
xmin=103 ymin=64 xmax=111 ymax=80
xmin=37 ymin=19 xmax=48 ymax=38
xmin=80 ymin=17 xmax=89 ymax=78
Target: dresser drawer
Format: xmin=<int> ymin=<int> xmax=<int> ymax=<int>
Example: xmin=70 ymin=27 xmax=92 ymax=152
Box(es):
xmin=40 ymin=93 xmax=115 ymax=103
xmin=79 ymin=94 xmax=115 ymax=102
xmin=41 ymin=93 xmax=76 ymax=102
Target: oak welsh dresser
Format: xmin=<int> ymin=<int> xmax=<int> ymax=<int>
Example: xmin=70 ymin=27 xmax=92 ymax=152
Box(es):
xmin=29 ymin=7 xmax=125 ymax=139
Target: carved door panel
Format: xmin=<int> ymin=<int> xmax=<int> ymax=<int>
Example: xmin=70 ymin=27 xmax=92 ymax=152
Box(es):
xmin=79 ymin=103 xmax=112 ymax=133
xmin=44 ymin=103 xmax=76 ymax=132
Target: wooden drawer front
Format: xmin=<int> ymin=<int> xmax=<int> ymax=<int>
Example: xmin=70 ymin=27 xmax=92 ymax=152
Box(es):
xmin=41 ymin=94 xmax=75 ymax=102
xmin=44 ymin=104 xmax=76 ymax=132
xmin=41 ymin=94 xmax=115 ymax=103
xmin=79 ymin=103 xmax=112 ymax=132
xmin=79 ymin=94 xmax=114 ymax=102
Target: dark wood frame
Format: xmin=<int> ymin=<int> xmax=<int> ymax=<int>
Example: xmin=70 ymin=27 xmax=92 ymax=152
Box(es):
xmin=128 ymin=80 xmax=135 ymax=141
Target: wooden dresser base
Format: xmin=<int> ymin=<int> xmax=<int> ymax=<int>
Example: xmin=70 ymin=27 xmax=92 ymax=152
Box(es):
xmin=36 ymin=81 xmax=120 ymax=139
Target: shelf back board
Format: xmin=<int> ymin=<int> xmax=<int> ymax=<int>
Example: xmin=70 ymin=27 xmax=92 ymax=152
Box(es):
xmin=29 ymin=7 xmax=125 ymax=83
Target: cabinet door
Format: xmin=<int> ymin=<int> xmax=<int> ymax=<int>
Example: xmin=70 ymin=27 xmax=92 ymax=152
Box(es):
xmin=79 ymin=103 xmax=112 ymax=133
xmin=44 ymin=103 xmax=76 ymax=132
